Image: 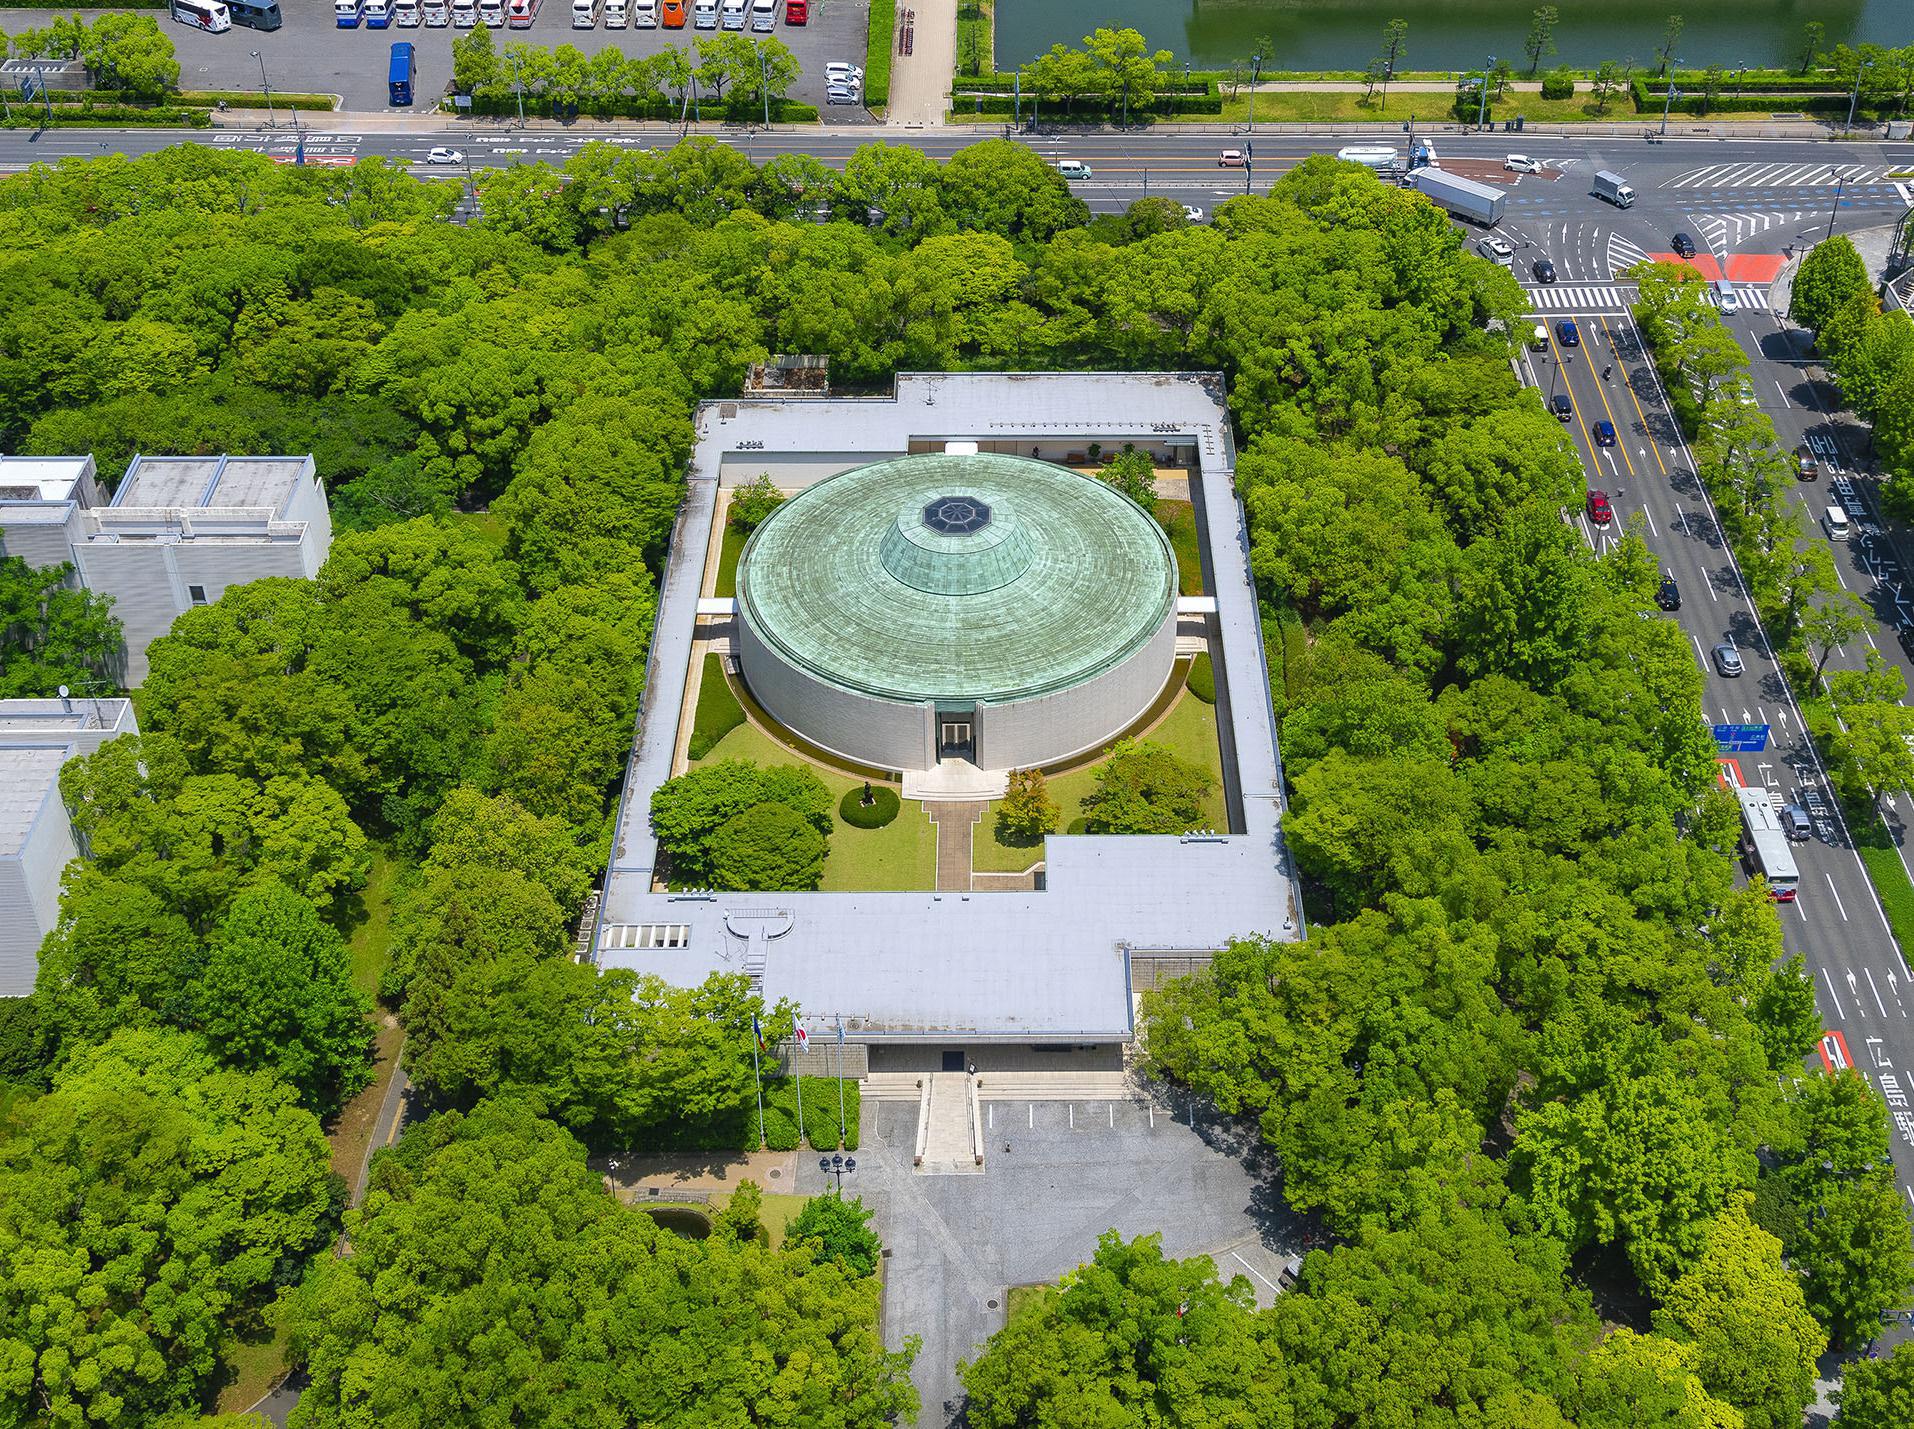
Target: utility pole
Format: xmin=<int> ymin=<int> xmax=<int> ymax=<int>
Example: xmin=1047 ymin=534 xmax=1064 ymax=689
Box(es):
xmin=1247 ymin=52 xmax=1261 ymax=134
xmin=759 ymin=44 xmax=770 ymax=128
xmin=251 ymin=50 xmax=276 ymax=128
xmin=510 ymin=50 xmax=524 ymax=127
xmin=1659 ymin=65 xmax=1681 ymax=135
xmin=1477 ymin=55 xmax=1495 ymax=130
xmin=1845 ymin=57 xmax=1870 ymax=136
xmin=1825 ymin=167 xmax=1845 ymax=244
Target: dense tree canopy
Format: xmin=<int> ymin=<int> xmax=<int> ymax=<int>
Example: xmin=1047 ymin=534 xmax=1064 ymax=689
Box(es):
xmin=0 ymin=554 xmax=121 ymax=696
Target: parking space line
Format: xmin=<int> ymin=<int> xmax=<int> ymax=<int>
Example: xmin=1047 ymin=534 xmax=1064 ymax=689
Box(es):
xmin=1231 ymin=1251 xmax=1283 ymax=1297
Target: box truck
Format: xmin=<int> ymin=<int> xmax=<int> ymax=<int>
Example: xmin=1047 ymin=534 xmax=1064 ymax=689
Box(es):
xmin=1407 ymin=167 xmax=1505 ymax=225
xmin=1591 ymin=170 xmax=1635 ymax=207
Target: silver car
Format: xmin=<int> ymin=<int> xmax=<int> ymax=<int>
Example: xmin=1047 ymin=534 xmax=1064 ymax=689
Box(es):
xmin=1711 ymin=642 xmax=1745 ymax=677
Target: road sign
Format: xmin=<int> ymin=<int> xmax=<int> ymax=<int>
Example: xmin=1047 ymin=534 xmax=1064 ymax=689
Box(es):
xmin=1712 ymin=723 xmax=1769 ymax=752
xmin=19 ymin=75 xmax=38 ymax=102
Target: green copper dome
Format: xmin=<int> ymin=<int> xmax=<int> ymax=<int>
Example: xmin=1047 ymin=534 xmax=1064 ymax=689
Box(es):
xmin=737 ymin=453 xmax=1177 ymax=706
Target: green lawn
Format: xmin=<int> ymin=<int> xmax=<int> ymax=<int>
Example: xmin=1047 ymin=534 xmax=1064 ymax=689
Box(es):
xmin=692 ymin=720 xmax=937 ymax=891
xmin=687 ymin=654 xmax=746 ymax=759
xmin=345 ymin=847 xmax=398 ymax=999
xmin=1155 ymin=500 xmax=1205 ymax=596
xmin=713 ymin=523 xmax=747 ymax=599
xmin=1004 ymin=1283 xmax=1051 ymax=1322
xmin=1211 ymin=91 xmax=1639 ymax=125
xmin=972 ymin=686 xmax=1227 ymax=873
xmin=214 ymin=1296 xmax=293 ymax=1414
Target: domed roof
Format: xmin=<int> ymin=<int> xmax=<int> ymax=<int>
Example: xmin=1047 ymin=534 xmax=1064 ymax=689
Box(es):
xmin=737 ymin=453 xmax=1178 ymax=706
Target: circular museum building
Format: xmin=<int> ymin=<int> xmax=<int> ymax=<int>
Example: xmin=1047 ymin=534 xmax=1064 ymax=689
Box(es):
xmin=735 ymin=452 xmax=1179 ymax=773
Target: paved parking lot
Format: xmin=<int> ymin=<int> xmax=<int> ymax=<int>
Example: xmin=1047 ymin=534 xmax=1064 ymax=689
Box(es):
xmin=6 ymin=3 xmax=870 ymax=113
xmin=794 ymin=1090 xmax=1305 ymax=1427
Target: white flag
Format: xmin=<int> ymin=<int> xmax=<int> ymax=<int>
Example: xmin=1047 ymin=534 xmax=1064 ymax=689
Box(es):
xmin=794 ymin=1025 xmax=809 ymax=1050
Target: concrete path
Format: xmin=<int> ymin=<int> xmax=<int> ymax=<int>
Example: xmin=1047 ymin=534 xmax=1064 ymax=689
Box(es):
xmin=884 ymin=0 xmax=957 ymax=127
xmin=928 ymin=799 xmax=983 ymax=891
xmin=918 ymin=1072 xmax=981 ymax=1174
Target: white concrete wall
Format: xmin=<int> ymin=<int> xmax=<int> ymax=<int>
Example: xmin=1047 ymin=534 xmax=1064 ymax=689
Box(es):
xmin=979 ymin=607 xmax=1178 ymax=771
xmin=737 ymin=610 xmax=931 ymax=771
xmin=0 ymin=781 xmax=74 ymax=998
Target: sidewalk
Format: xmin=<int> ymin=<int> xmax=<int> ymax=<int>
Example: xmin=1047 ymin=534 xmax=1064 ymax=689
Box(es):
xmin=882 ymin=0 xmax=956 ymax=127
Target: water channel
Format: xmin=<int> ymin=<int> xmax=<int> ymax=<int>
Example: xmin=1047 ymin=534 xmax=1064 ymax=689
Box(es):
xmin=993 ymin=1 xmax=1906 ymax=76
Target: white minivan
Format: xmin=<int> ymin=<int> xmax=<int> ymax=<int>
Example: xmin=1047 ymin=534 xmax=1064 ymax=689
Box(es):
xmin=452 ymin=0 xmax=477 ymax=20
xmin=1056 ymin=159 xmax=1092 ymax=180
xmin=572 ymin=0 xmax=596 ymax=24
xmin=630 ymin=0 xmax=655 ymax=22
xmin=477 ymin=0 xmax=503 ymax=23
xmin=603 ymin=0 xmax=626 ymax=23
xmin=692 ymin=0 xmax=718 ymax=26
xmin=424 ymin=0 xmax=450 ymax=21
xmin=720 ymin=0 xmax=745 ymax=27
xmin=1825 ymin=505 xmax=1852 ymax=540
xmin=749 ymin=0 xmax=774 ymax=29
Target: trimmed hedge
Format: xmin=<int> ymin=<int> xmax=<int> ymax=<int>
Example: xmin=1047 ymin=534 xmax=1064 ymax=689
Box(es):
xmin=30 ymin=88 xmax=336 ymax=112
xmin=3 ymin=107 xmax=210 ymax=128
xmin=839 ymin=784 xmax=900 ymax=830
xmin=456 ymin=92 xmax=817 ymax=122
xmin=1187 ymin=652 xmax=1215 ymax=704
xmin=863 ymin=0 xmax=893 ymax=110
xmin=1630 ymin=78 xmax=1851 ymax=117
xmin=954 ymin=91 xmax=1223 ymax=118
xmin=1540 ymin=69 xmax=1574 ymax=100
xmin=761 ymin=1076 xmax=860 ymax=1151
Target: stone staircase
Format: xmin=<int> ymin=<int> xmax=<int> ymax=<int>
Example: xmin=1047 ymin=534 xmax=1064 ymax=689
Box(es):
xmin=975 ymin=1071 xmax=1146 ymax=1102
xmin=916 ymin=1072 xmax=983 ymax=1175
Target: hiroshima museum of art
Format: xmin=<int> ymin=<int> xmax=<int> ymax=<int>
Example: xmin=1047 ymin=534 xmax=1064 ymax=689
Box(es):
xmin=593 ymin=371 xmax=1304 ymax=1069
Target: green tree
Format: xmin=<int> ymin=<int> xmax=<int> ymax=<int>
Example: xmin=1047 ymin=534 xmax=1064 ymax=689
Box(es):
xmin=728 ymin=473 xmax=785 ymax=531
xmin=713 ymin=1177 xmax=765 ymax=1245
xmin=1800 ymin=21 xmax=1827 ymax=75
xmin=997 ymin=767 xmax=1059 ymax=844
xmin=0 ymin=554 xmax=121 ymax=696
xmin=650 ymin=759 xmax=832 ymax=883
xmin=1080 ymin=738 xmax=1213 ymax=834
xmin=31 ymin=869 xmax=204 ymax=1059
xmin=1654 ymin=1195 xmax=1827 ymax=1428
xmin=1791 ymin=235 xmax=1874 ymax=336
xmin=708 ymin=800 xmax=827 ymax=891
xmin=1100 ymin=446 xmax=1157 ymax=507
xmin=192 ymin=880 xmax=374 ymax=1115
xmin=1525 ymin=6 xmax=1560 ymax=75
xmin=1376 ymin=18 xmax=1408 ymax=109
xmin=939 ymin=138 xmax=1088 ymax=243
xmin=1570 ymin=1328 xmax=1744 ymax=1428
xmin=1083 ymin=26 xmax=1171 ymax=121
xmin=1591 ymin=60 xmax=1625 ymax=113
xmin=80 ymin=13 xmax=180 ymax=99
xmin=0 ymin=1028 xmax=338 ymax=1429
xmin=1837 ymin=1341 xmax=1914 ymax=1425
xmin=788 ymin=1193 xmax=883 ymax=1277
xmin=1657 ymin=14 xmax=1686 ymax=77
xmin=287 ymin=1101 xmax=916 ymax=1429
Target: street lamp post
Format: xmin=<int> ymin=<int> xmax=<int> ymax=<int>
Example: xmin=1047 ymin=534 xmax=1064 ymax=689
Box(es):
xmin=510 ymin=51 xmax=525 ymax=127
xmin=1247 ymin=53 xmax=1261 ymax=134
xmin=1825 ymin=167 xmax=1846 ymax=243
xmin=818 ymin=1152 xmax=857 ymax=1194
xmin=759 ymin=45 xmax=770 ymax=128
xmin=251 ymin=50 xmax=276 ymax=129
xmin=1477 ymin=55 xmax=1495 ymax=131
xmin=1659 ymin=63 xmax=1682 ymax=135
xmin=1845 ymin=58 xmax=1871 ymax=135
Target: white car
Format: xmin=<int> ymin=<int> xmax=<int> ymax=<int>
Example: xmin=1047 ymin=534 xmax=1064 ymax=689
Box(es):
xmin=425 ymin=147 xmax=465 ymax=165
xmin=1504 ymin=154 xmax=1543 ymax=173
xmin=1475 ymin=236 xmax=1514 ymax=266
xmin=1182 ymin=204 xmax=1205 ymax=223
xmin=825 ymin=61 xmax=863 ymax=80
xmin=825 ymin=86 xmax=861 ymax=105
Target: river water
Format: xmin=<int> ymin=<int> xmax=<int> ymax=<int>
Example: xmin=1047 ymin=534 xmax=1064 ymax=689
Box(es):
xmin=992 ymin=1 xmax=1906 ymax=75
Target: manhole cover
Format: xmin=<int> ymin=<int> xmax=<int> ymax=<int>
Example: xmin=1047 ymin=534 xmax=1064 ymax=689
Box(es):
xmin=987 ymin=1299 xmax=998 ymax=1309
xmin=768 ymin=1168 xmax=781 ymax=1180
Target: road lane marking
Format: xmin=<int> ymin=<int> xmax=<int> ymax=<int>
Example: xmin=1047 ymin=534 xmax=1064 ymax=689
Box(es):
xmin=1822 ymin=967 xmax=1848 ymax=1018
xmin=1868 ymin=967 xmax=1890 ymax=1016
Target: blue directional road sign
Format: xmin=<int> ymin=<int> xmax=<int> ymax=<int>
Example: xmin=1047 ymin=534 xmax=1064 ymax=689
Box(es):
xmin=1711 ymin=723 xmax=1770 ymax=753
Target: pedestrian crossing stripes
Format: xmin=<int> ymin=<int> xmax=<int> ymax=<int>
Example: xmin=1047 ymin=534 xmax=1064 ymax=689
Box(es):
xmin=1666 ymin=162 xmax=1894 ymax=190
xmin=1524 ymin=283 xmax=1771 ymax=313
xmin=1607 ymin=233 xmax=1649 ymax=277
xmin=1690 ymin=211 xmax=1814 ymax=252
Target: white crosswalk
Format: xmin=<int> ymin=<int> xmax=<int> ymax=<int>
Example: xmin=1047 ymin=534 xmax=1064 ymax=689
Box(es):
xmin=1607 ymin=233 xmax=1650 ymax=278
xmin=1525 ymin=283 xmax=1771 ymax=313
xmin=1690 ymin=211 xmax=1814 ymax=252
xmin=1666 ymin=162 xmax=1893 ymax=189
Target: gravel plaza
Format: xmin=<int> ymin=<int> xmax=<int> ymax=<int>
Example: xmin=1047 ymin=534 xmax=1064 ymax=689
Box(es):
xmin=1 ymin=2 xmax=873 ymax=113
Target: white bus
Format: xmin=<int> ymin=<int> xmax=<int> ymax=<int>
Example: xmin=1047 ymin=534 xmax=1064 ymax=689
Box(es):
xmin=1723 ymin=763 xmax=1800 ymax=902
xmin=172 ymin=0 xmax=233 ymax=31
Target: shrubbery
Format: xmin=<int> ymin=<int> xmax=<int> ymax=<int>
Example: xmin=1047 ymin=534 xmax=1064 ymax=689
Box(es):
xmin=1186 ymin=651 xmax=1215 ymax=704
xmin=839 ymin=783 xmax=900 ymax=829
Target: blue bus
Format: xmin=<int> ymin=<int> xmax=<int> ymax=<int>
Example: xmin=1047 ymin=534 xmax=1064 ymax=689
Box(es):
xmin=388 ymin=42 xmax=415 ymax=105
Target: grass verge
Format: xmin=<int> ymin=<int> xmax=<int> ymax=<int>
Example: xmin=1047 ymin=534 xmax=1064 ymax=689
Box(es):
xmin=1155 ymin=499 xmax=1204 ymax=595
xmin=1213 ymin=91 xmax=1635 ymax=125
xmin=1004 ymin=1283 xmax=1050 ymax=1322
xmin=688 ymin=653 xmax=746 ymax=760
xmin=864 ymin=0 xmax=894 ymax=110
xmin=954 ymin=0 xmax=992 ymax=82
xmin=693 ymin=718 xmax=936 ymax=891
xmin=713 ymin=521 xmax=747 ymax=598
xmin=344 ymin=846 xmax=397 ymax=999
xmin=214 ymin=1298 xmax=293 ymax=1415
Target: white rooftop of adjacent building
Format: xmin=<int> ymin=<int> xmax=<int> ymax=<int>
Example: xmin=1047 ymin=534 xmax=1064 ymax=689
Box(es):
xmin=0 ymin=746 xmax=68 ymax=858
xmin=0 ymin=697 xmax=136 ymax=738
xmin=594 ymin=372 xmax=1300 ymax=1042
xmin=114 ymin=455 xmax=311 ymax=515
xmin=0 ymin=456 xmax=92 ymax=503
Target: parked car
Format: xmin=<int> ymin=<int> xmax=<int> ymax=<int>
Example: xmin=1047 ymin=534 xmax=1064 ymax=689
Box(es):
xmin=783 ymin=0 xmax=805 ymax=18
xmin=825 ymin=60 xmax=862 ymax=83
xmin=425 ymin=146 xmax=464 ymax=164
xmin=1712 ymin=642 xmax=1745 ymax=677
xmin=1591 ymin=419 xmax=1616 ymax=447
xmin=825 ymin=85 xmax=860 ymax=104
xmin=1672 ymin=232 xmax=1697 ymax=258
xmin=1556 ymin=319 xmax=1579 ymax=347
xmin=1475 ymin=236 xmax=1514 ymax=266
xmin=1550 ymin=393 xmax=1573 ymax=421
xmin=1531 ymin=257 xmax=1557 ymax=283
xmin=1656 ymin=573 xmax=1681 ymax=610
xmin=1218 ymin=149 xmax=1245 ymax=167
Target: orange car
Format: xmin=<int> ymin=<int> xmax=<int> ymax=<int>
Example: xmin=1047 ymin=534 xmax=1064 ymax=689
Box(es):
xmin=661 ymin=0 xmax=685 ymax=23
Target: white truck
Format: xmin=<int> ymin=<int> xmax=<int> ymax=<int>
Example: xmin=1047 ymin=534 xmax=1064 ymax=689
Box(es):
xmin=1591 ymin=170 xmax=1636 ymax=207
xmin=1336 ymin=144 xmax=1401 ymax=176
xmin=1407 ymin=167 xmax=1505 ymax=225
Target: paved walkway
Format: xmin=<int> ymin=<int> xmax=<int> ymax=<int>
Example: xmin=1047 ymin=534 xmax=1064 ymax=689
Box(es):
xmin=928 ymin=799 xmax=983 ymax=890
xmin=918 ymin=1072 xmax=980 ymax=1174
xmin=883 ymin=0 xmax=957 ymax=127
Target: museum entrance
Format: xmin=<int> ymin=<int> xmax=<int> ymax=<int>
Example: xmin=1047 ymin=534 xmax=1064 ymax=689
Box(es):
xmin=939 ymin=718 xmax=974 ymax=761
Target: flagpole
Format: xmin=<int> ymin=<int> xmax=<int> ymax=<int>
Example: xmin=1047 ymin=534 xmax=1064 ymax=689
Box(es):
xmin=836 ymin=1017 xmax=847 ymax=1150
xmin=750 ymin=1014 xmax=766 ymax=1150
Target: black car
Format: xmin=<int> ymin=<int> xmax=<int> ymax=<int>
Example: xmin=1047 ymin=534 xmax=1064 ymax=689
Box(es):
xmin=1656 ymin=573 xmax=1680 ymax=610
xmin=1550 ymin=393 xmax=1573 ymax=421
xmin=1556 ymin=319 xmax=1580 ymax=347
xmin=1532 ymin=257 xmax=1557 ymax=284
xmin=1672 ymin=232 xmax=1697 ymax=258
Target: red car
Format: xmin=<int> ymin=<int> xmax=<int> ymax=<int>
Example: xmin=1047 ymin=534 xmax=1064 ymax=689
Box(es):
xmin=784 ymin=0 xmax=805 ymax=19
xmin=1585 ymin=490 xmax=1613 ymax=525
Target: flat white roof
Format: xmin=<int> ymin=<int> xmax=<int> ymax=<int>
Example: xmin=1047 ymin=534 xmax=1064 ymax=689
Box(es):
xmin=0 ymin=746 xmax=67 ymax=859
xmin=115 ymin=455 xmax=309 ymax=514
xmin=597 ymin=373 xmax=1301 ymax=1040
xmin=0 ymin=456 xmax=90 ymax=502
